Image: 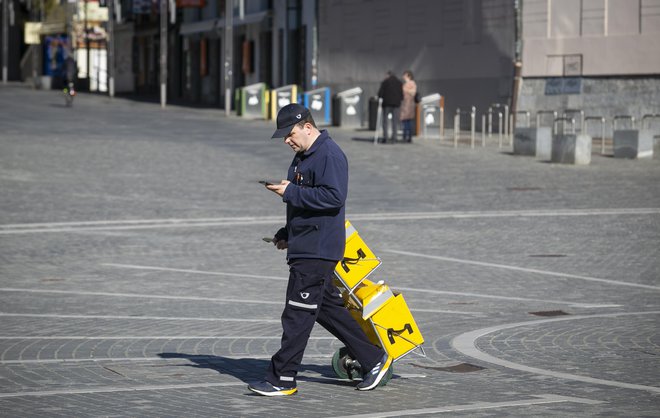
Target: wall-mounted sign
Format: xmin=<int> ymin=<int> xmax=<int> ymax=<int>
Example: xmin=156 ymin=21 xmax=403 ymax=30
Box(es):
xmin=545 ymin=77 xmax=582 ymax=95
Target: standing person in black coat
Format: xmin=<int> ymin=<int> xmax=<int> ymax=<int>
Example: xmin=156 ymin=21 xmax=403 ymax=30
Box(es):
xmin=377 ymin=71 xmax=403 ymax=143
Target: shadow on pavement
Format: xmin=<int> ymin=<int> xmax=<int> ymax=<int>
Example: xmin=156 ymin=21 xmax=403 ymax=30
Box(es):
xmin=157 ymin=352 xmax=349 ymax=387
xmin=351 ymin=137 xmax=377 ymax=143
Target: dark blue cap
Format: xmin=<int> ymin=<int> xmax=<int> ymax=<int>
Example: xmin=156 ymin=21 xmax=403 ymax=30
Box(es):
xmin=271 ymin=103 xmax=310 ymax=138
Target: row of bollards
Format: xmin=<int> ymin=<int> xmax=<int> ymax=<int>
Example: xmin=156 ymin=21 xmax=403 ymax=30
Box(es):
xmin=513 ymin=110 xmax=660 ymax=164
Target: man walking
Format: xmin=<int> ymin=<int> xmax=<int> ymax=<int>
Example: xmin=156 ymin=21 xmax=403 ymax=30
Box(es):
xmin=377 ymin=71 xmax=404 ymax=143
xmin=249 ymin=103 xmax=392 ymax=396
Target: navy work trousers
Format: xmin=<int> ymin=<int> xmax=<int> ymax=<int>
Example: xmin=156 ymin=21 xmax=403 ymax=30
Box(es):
xmin=266 ymin=258 xmax=384 ymax=388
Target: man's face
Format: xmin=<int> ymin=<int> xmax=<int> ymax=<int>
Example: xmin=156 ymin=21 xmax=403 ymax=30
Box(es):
xmin=283 ymin=124 xmax=308 ymax=153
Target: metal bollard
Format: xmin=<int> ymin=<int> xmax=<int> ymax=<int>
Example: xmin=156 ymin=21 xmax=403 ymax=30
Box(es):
xmin=454 ymin=107 xmax=476 ymax=148
xmin=498 ymin=112 xmax=503 ymax=148
xmin=440 ymin=107 xmax=445 ymax=140
xmin=536 ymin=110 xmax=558 ymax=129
xmin=470 ymin=108 xmax=476 ymax=149
xmin=509 ymin=113 xmax=514 ymax=145
xmin=489 ymin=103 xmax=509 ymax=141
xmin=585 ymin=116 xmax=606 ymax=154
xmin=481 ymin=114 xmax=486 ymax=147
xmin=563 ymin=109 xmax=585 ymax=132
xmin=516 ymin=111 xmax=531 ymax=128
xmin=641 ymin=114 xmax=660 ymax=130
xmin=613 ymin=115 xmax=635 ymax=131
xmin=454 ymin=111 xmax=459 ymax=148
xmin=553 ymin=117 xmax=576 ymax=135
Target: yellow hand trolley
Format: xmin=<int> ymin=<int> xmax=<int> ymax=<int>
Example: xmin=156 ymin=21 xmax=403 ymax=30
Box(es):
xmin=331 ymin=220 xmax=425 ymax=385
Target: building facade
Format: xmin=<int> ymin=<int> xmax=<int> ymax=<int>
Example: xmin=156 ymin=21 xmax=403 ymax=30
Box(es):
xmin=7 ymin=0 xmax=659 ymax=129
xmin=518 ymin=0 xmax=660 ymax=130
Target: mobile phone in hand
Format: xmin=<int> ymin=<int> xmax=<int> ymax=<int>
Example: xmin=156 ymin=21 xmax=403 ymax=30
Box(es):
xmin=258 ymin=180 xmax=277 ymax=186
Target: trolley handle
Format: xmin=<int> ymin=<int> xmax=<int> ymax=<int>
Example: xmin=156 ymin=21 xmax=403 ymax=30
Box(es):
xmin=386 ymin=323 xmax=414 ymax=345
xmin=340 ymin=248 xmax=367 ymax=273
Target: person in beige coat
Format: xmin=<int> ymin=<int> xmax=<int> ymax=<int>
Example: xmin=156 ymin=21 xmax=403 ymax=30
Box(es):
xmin=400 ymin=70 xmax=418 ymax=143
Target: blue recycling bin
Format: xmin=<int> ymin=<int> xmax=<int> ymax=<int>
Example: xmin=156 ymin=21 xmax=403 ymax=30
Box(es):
xmin=303 ymin=87 xmax=331 ymax=126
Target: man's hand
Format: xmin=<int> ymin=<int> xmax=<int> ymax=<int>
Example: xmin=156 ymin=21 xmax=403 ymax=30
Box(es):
xmin=275 ymin=239 xmax=288 ymax=250
xmin=265 ymin=180 xmax=290 ymax=197
xmin=265 ymin=236 xmax=288 ymax=250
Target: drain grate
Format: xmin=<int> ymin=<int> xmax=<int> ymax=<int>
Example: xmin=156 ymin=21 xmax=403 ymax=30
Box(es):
xmin=529 ymin=310 xmax=570 ymax=317
xmin=412 ymin=362 xmax=486 ymax=373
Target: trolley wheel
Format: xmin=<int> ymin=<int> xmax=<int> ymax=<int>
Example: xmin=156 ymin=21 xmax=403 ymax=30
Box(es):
xmin=331 ymin=347 xmax=362 ymax=380
xmin=331 ymin=347 xmax=394 ymax=387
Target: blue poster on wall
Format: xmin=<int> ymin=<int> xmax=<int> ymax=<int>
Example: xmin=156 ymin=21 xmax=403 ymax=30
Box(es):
xmin=545 ymin=77 xmax=582 ymax=95
xmin=43 ymin=35 xmax=69 ymax=77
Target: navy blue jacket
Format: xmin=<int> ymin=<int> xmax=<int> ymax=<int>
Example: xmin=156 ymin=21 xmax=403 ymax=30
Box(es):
xmin=275 ymin=130 xmax=348 ymax=261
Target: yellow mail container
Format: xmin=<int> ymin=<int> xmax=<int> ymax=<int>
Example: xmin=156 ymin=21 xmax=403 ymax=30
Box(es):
xmin=342 ymin=279 xmax=394 ymax=320
xmin=348 ymin=292 xmax=424 ymax=361
xmin=334 ymin=220 xmax=381 ymax=290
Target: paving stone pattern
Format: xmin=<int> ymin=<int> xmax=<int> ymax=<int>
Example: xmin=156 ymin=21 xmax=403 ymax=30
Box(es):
xmin=1 ymin=84 xmax=659 ymax=417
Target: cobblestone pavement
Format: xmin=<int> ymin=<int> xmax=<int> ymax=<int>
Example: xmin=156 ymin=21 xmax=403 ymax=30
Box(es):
xmin=1 ymin=84 xmax=659 ymax=417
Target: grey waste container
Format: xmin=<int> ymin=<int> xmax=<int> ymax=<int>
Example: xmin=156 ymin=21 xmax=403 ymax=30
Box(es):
xmin=368 ymin=96 xmax=380 ymax=131
xmin=239 ymin=82 xmax=268 ymax=119
xmin=334 ymin=87 xmax=363 ymax=129
xmin=420 ymin=93 xmax=443 ymax=138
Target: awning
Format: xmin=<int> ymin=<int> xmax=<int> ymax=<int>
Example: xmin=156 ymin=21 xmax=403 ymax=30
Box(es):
xmin=179 ymin=10 xmax=269 ymax=36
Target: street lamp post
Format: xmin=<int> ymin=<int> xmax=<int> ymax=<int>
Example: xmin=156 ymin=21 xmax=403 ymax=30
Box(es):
xmin=159 ymin=0 xmax=167 ymax=107
xmin=2 ymin=0 xmax=9 ymax=83
xmin=224 ymin=0 xmax=232 ymax=116
xmin=107 ymin=0 xmax=114 ymax=97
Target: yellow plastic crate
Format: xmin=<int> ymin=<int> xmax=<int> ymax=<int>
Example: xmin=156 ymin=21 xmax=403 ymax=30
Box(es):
xmin=342 ymin=279 xmax=394 ymax=320
xmin=370 ymin=293 xmax=424 ymax=360
xmin=347 ymin=292 xmax=424 ymax=361
xmin=336 ymin=220 xmax=424 ymax=362
xmin=334 ymin=220 xmax=381 ymax=290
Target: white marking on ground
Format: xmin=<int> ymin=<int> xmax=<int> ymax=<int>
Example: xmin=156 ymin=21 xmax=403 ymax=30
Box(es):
xmin=0 ymin=353 xmax=333 ymax=365
xmin=451 ymin=311 xmax=660 ymax=394
xmin=385 ymin=249 xmax=659 ymax=291
xmin=411 ymin=308 xmax=485 ymax=316
xmin=102 ymin=263 xmax=287 ymax=281
xmin=1 ymin=208 xmax=657 ymax=234
xmin=101 ymin=263 xmax=609 ymax=308
xmin=336 ymin=394 xmax=602 ymax=417
xmin=0 ymin=288 xmax=282 ymax=305
xmin=0 ymin=336 xmax=334 ymax=340
xmin=396 ymin=286 xmax=613 ymax=308
xmin=0 ymin=312 xmax=279 ymax=323
xmin=0 ymin=382 xmax=247 ymax=398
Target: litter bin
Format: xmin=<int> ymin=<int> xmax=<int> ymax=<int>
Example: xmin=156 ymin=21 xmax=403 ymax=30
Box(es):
xmin=417 ymin=93 xmax=444 ymax=139
xmin=368 ymin=96 xmax=380 ymax=131
xmin=239 ymin=82 xmax=268 ymax=119
xmin=40 ymin=75 xmax=52 ymax=90
xmin=270 ymin=84 xmax=299 ymax=120
xmin=303 ymin=87 xmax=331 ymax=126
xmin=333 ymin=87 xmax=363 ymax=129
